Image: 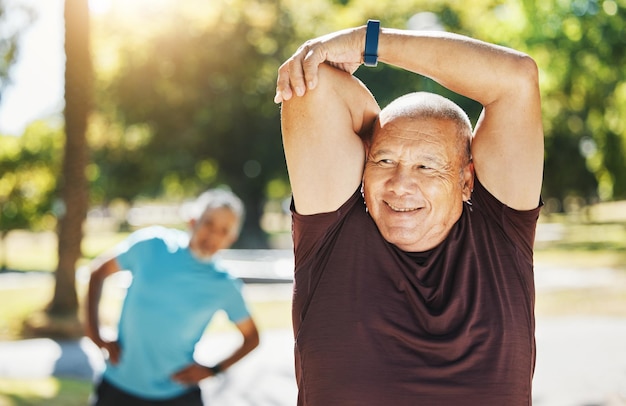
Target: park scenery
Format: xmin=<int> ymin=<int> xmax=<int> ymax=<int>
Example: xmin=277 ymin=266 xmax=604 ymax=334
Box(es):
xmin=1 ymin=0 xmax=626 ymax=405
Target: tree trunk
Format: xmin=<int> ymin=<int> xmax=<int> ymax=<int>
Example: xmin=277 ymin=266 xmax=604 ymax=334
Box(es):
xmin=51 ymin=0 xmax=92 ymax=314
xmin=25 ymin=0 xmax=92 ymax=338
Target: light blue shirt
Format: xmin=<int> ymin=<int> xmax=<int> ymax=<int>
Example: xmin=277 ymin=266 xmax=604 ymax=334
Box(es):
xmin=102 ymin=226 xmax=250 ymax=399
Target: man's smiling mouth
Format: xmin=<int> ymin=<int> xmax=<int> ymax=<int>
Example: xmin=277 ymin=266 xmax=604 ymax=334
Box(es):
xmin=386 ymin=202 xmax=420 ymax=212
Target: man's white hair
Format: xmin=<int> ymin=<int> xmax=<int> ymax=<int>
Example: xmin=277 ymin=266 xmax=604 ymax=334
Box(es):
xmin=181 ymin=188 xmax=245 ymax=223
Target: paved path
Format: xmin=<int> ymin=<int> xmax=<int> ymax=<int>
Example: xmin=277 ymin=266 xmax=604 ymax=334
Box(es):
xmin=533 ymin=317 xmax=626 ymax=406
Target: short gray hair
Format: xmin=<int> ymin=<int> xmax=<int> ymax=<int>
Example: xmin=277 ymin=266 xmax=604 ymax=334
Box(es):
xmin=379 ymin=92 xmax=473 ymax=164
xmin=182 ymin=188 xmax=245 ymax=222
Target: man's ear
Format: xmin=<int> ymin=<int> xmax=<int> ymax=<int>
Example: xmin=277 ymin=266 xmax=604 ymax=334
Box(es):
xmin=462 ymin=161 xmax=475 ymax=201
xmin=188 ymin=218 xmax=197 ymax=230
xmin=363 ymin=140 xmax=372 ymax=162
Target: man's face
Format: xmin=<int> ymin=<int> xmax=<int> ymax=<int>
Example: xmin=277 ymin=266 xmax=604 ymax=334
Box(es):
xmin=189 ymin=207 xmax=239 ymax=260
xmin=363 ymin=116 xmax=472 ymax=252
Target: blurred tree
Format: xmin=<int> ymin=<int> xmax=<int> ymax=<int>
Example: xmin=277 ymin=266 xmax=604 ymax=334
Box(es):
xmin=92 ymin=0 xmax=297 ymax=247
xmin=518 ymin=0 xmax=626 ymax=204
xmin=50 ymin=0 xmax=92 ymax=314
xmin=90 ymin=0 xmax=487 ymax=247
xmin=26 ymin=0 xmax=92 ymax=338
xmin=0 ymin=124 xmax=62 ymax=269
xmin=0 ymin=0 xmax=35 ymax=101
xmin=88 ymin=0 xmax=626 ymax=234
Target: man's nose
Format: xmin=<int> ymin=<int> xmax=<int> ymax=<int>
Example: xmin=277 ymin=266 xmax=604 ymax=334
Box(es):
xmin=387 ymin=166 xmax=419 ymax=195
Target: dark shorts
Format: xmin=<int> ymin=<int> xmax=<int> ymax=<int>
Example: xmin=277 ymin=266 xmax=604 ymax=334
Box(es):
xmin=93 ymin=378 xmax=203 ymax=406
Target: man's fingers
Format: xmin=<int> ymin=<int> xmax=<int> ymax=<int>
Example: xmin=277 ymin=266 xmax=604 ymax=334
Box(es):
xmin=302 ymin=47 xmax=322 ymax=91
xmin=274 ymin=62 xmax=292 ymax=103
xmin=172 ymin=365 xmax=210 ymax=384
xmin=275 ymin=45 xmax=318 ymax=103
xmin=103 ymin=343 xmax=120 ymax=364
xmin=289 ymin=56 xmax=307 ymax=97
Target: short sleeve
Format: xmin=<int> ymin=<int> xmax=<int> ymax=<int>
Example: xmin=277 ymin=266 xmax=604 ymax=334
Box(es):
xmin=115 ymin=226 xmax=168 ymax=274
xmin=219 ymin=274 xmax=251 ymax=324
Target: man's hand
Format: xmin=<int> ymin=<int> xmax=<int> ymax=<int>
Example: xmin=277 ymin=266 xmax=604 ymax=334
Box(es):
xmin=99 ymin=340 xmax=121 ymax=365
xmin=171 ymin=363 xmax=213 ymax=385
xmin=274 ymin=26 xmax=366 ymax=103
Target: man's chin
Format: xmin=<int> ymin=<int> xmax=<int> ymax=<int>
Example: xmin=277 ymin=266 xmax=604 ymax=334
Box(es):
xmin=190 ymin=249 xmax=215 ymax=263
xmin=382 ymin=230 xmax=434 ymax=252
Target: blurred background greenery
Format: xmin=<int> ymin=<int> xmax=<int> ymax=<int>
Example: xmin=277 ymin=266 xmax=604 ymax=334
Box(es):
xmin=2 ymin=0 xmax=626 ymax=250
xmin=1 ymin=0 xmax=626 ymax=403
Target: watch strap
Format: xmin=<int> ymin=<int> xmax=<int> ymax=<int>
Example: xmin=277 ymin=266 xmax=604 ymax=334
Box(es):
xmin=364 ymin=19 xmax=380 ymax=67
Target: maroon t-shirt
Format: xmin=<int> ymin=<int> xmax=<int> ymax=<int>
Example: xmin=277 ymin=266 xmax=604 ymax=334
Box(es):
xmin=291 ymin=178 xmax=541 ymax=405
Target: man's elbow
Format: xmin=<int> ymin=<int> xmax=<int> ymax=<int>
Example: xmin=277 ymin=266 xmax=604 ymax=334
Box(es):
xmin=247 ymin=329 xmax=260 ymax=350
xmin=514 ymin=53 xmax=540 ymax=91
xmin=242 ymin=322 xmax=260 ymax=352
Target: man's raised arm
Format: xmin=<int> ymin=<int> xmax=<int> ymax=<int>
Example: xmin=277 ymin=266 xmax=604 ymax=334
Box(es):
xmin=280 ymin=63 xmax=379 ymax=215
xmin=276 ymin=24 xmax=543 ymax=210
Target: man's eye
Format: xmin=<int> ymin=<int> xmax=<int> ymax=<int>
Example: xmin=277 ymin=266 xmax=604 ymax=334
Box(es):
xmin=377 ymin=159 xmax=395 ymax=166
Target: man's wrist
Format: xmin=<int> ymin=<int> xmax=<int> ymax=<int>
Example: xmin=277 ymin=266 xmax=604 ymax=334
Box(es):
xmin=208 ymin=363 xmax=223 ymax=375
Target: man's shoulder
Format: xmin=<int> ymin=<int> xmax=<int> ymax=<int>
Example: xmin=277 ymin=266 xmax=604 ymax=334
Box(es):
xmin=119 ymin=226 xmax=188 ymax=257
xmin=292 ymin=187 xmax=365 ymax=243
xmin=470 ymin=177 xmax=542 ymax=218
xmin=464 ymin=177 xmax=541 ymax=258
xmin=128 ymin=225 xmax=185 ymax=242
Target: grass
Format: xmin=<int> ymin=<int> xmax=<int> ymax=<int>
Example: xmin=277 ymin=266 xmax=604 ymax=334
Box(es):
xmin=1 ymin=216 xmax=625 ymax=404
xmin=534 ymin=221 xmax=626 ymax=269
xmin=0 ymin=378 xmax=92 ymax=406
xmin=533 ymin=218 xmax=626 ymax=317
xmin=1 ymin=230 xmax=129 ymax=272
xmin=0 ymin=284 xmax=293 ymax=340
xmin=0 ymin=287 xmax=52 ymax=341
xmin=536 ymin=287 xmax=626 ymax=317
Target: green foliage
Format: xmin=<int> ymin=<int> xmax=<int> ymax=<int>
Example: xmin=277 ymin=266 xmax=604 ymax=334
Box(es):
xmin=519 ymin=0 xmax=626 ymax=203
xmin=85 ymin=0 xmax=626 ymax=243
xmin=2 ymin=0 xmax=626 ymax=240
xmin=0 ymin=123 xmax=62 ymax=236
xmin=92 ymin=0 xmax=299 ymax=247
xmin=0 ymin=0 xmax=35 ymax=97
xmin=89 ymin=0 xmax=489 ymax=247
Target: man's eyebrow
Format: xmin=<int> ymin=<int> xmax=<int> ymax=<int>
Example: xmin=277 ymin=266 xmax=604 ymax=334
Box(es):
xmin=369 ymin=148 xmax=394 ymax=158
xmin=418 ymin=155 xmax=445 ymax=165
xmin=369 ymin=148 xmax=444 ymax=165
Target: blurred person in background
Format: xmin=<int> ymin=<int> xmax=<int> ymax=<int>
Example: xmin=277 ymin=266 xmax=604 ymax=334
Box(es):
xmin=275 ymin=20 xmax=543 ymax=405
xmin=85 ymin=188 xmax=259 ymax=406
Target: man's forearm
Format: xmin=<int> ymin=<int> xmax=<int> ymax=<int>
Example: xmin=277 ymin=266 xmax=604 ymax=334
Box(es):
xmin=85 ymin=257 xmax=120 ymax=346
xmin=377 ymin=28 xmax=537 ymax=107
xmin=274 ymin=23 xmax=537 ymax=109
xmin=215 ymin=335 xmax=259 ymax=372
xmin=85 ymin=277 xmax=104 ymax=345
